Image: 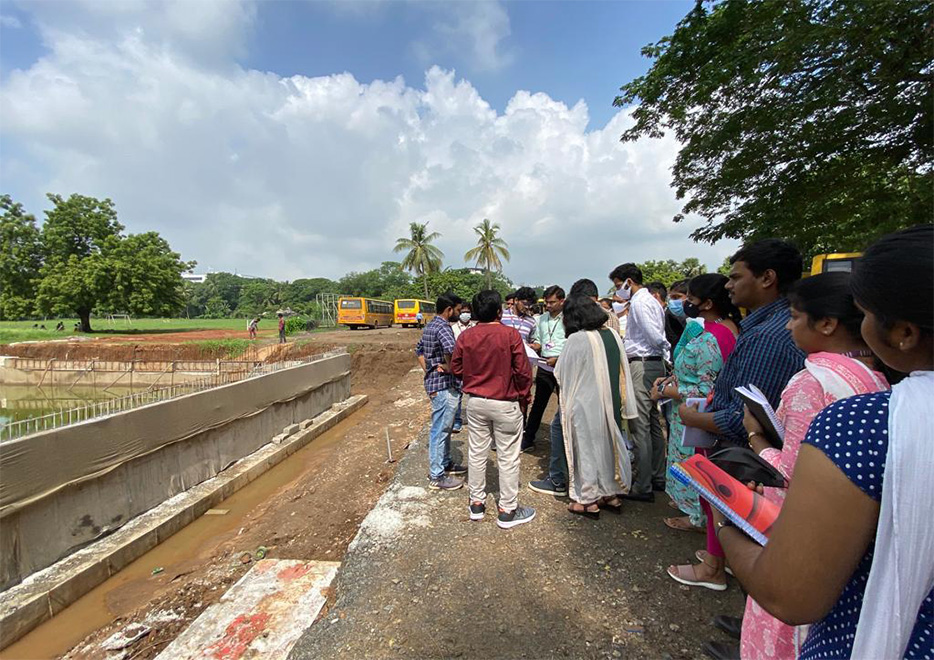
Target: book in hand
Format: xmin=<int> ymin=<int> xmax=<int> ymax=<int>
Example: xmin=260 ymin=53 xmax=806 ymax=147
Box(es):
xmin=680 ymin=397 xmax=717 ymax=448
xmin=735 ymin=384 xmax=785 ymax=449
xmin=669 ymin=454 xmax=781 ymax=546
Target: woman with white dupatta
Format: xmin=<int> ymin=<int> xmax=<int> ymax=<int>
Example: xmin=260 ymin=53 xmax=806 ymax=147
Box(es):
xmin=555 ymin=295 xmax=637 ymax=519
xmin=708 ymin=225 xmax=933 ymax=660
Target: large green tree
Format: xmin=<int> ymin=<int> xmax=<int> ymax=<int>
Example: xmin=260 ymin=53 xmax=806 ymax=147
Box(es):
xmin=35 ymin=194 xmax=192 ymax=331
xmin=464 ymin=218 xmax=510 ymax=289
xmin=616 ymin=0 xmax=932 ymax=257
xmin=0 ymin=195 xmax=42 ymax=319
xmin=638 ymin=258 xmax=708 ymax=287
xmin=393 ymin=222 xmax=444 ymax=299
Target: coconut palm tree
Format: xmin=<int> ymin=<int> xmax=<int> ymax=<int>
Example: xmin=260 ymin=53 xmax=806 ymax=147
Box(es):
xmin=464 ymin=218 xmax=510 ymax=289
xmin=393 ymin=222 xmax=444 ymax=299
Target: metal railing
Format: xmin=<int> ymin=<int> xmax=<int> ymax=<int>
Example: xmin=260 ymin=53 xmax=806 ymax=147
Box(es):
xmin=0 ymin=348 xmax=347 ymax=443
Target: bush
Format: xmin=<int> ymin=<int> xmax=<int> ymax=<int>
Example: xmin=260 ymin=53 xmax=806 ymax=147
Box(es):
xmin=284 ymin=316 xmax=307 ymax=335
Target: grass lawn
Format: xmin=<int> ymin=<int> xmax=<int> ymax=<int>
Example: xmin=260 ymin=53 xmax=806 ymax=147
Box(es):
xmin=2 ymin=318 xmax=268 ymax=344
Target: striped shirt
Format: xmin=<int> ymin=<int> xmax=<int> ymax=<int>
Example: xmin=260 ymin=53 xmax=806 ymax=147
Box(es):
xmin=709 ymin=297 xmax=806 ymax=446
xmin=501 ymin=310 xmax=537 ymax=345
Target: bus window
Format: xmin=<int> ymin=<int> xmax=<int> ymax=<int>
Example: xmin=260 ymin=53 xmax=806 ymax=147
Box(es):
xmin=340 ymin=299 xmax=362 ymax=309
xmin=823 ymin=259 xmax=856 ymax=273
xmin=397 ymin=300 xmax=416 ymax=309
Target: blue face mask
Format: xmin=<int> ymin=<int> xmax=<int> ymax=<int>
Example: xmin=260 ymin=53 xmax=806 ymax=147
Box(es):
xmin=668 ymin=298 xmax=685 ymax=318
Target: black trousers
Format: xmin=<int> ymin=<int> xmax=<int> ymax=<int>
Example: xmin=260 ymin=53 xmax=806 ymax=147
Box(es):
xmin=522 ymin=368 xmax=558 ymax=446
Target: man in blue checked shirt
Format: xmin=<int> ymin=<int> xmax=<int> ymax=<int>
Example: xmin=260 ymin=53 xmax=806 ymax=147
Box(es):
xmin=415 ymin=293 xmax=468 ymax=490
xmin=671 ymin=238 xmax=805 ymax=598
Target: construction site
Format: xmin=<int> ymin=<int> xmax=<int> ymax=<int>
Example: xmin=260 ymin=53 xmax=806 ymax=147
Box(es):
xmin=0 ymin=324 xmax=742 ymax=660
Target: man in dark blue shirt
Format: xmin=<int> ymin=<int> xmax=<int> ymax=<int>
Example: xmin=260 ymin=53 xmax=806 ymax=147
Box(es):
xmin=670 ymin=238 xmax=806 ymax=612
xmin=415 ymin=294 xmax=467 ymax=490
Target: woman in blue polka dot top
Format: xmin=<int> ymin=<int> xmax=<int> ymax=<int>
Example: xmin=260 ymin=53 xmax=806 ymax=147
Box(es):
xmin=708 ymin=225 xmax=933 ymax=660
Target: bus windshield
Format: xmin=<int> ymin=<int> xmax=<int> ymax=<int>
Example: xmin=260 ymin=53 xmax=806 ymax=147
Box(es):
xmin=340 ymin=299 xmax=362 ymax=309
xmin=397 ymin=301 xmax=416 ymax=309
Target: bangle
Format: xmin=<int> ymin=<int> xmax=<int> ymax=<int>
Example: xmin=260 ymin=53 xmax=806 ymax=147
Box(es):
xmin=747 ymin=431 xmax=765 ymax=446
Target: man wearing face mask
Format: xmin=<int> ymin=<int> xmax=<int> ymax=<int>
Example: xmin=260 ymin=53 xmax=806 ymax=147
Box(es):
xmin=450 ymin=305 xmax=475 ymax=433
xmin=610 ymin=263 xmax=670 ymax=502
xmin=648 ymin=279 xmax=689 ymax=351
xmin=521 ymin=285 xmax=566 ymax=453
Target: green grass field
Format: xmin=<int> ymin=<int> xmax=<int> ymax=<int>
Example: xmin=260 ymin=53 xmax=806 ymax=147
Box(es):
xmin=1 ymin=318 xmax=268 ymax=344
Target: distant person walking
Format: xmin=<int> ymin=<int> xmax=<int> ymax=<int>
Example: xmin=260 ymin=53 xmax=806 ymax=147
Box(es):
xmin=248 ymin=317 xmax=258 ymax=340
xmin=278 ymin=313 xmax=286 ymax=344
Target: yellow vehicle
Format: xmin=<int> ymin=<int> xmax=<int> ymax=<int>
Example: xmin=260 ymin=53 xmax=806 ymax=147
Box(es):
xmin=810 ymin=252 xmax=862 ymax=276
xmin=338 ymin=297 xmax=394 ymax=329
xmin=394 ymin=299 xmax=436 ymax=328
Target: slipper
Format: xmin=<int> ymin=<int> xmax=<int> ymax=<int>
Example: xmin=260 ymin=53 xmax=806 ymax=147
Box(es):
xmin=695 ymin=550 xmax=735 ymax=576
xmin=664 ymin=516 xmax=705 ymax=534
xmin=568 ymin=503 xmax=600 ymax=520
xmin=598 ymin=497 xmax=623 ymax=514
xmin=666 ymin=563 xmax=727 ymax=591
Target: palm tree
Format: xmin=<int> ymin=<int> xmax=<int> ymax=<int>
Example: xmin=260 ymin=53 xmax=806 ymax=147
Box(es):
xmin=464 ymin=218 xmax=510 ymax=289
xmin=393 ymin=222 xmax=444 ymax=299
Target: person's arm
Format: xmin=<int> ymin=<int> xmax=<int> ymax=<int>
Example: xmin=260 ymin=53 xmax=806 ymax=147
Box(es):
xmin=639 ymin=297 xmax=669 ymax=355
xmin=528 ymin=320 xmax=541 ymax=352
xmin=712 ymin=444 xmax=878 ymax=625
xmin=451 ymin=340 xmax=464 ymax=379
xmin=678 ymin=404 xmax=724 ymax=434
xmin=439 ymin=324 xmax=456 ymax=375
xmin=511 ymin=332 xmax=534 ymax=404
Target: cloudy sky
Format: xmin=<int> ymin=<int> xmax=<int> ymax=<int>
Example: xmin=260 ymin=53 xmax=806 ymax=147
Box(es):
xmin=0 ymin=0 xmax=739 ymax=287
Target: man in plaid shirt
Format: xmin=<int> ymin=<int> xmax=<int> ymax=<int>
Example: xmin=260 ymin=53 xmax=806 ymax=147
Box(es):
xmin=415 ymin=294 xmax=467 ymax=490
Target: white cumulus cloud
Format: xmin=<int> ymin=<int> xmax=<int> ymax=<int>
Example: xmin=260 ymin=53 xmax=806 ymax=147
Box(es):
xmin=0 ymin=4 xmax=736 ymax=288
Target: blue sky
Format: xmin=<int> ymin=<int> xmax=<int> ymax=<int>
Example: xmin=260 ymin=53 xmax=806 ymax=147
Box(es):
xmin=0 ymin=0 xmax=737 ymax=286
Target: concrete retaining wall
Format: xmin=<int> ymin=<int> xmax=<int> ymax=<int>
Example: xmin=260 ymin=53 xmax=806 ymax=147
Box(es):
xmin=0 ymin=356 xmax=257 ymax=387
xmin=0 ymin=352 xmax=351 ymax=592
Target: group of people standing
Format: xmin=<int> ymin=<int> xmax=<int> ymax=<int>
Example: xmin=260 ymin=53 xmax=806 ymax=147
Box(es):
xmin=415 ymin=225 xmax=932 ymax=659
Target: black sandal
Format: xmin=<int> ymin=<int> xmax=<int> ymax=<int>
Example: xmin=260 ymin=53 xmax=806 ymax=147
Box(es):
xmin=598 ymin=497 xmax=623 ymax=514
xmin=568 ymin=502 xmax=600 ymax=519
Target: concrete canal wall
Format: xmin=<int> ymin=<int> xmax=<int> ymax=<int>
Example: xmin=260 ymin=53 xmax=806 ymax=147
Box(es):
xmin=0 ymin=351 xmax=351 ymax=592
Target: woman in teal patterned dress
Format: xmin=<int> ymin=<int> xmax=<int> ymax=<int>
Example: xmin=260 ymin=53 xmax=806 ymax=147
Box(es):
xmin=651 ymin=274 xmax=741 ymax=533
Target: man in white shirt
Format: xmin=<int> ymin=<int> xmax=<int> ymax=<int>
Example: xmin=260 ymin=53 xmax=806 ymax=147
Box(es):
xmin=610 ymin=263 xmax=670 ymax=501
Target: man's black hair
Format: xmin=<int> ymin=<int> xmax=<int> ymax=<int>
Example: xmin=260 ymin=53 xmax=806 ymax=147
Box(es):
xmin=729 ymin=238 xmax=803 ymax=294
xmin=543 ymin=285 xmax=565 ymax=300
xmin=514 ymin=286 xmax=537 ymax=303
xmin=608 ymin=263 xmax=643 ymax=285
xmin=436 ymin=295 xmax=456 ymax=315
xmin=569 ymin=278 xmax=599 ymax=298
xmin=646 ymin=281 xmax=667 ymax=300
xmin=505 ymin=291 xmax=517 ymax=301
xmin=562 ymin=295 xmax=609 ymax=336
xmin=472 ymin=290 xmax=503 ymax=323
xmin=443 ymin=291 xmax=463 ymax=306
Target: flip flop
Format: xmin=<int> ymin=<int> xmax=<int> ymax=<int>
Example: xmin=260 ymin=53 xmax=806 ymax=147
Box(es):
xmin=664 ymin=516 xmax=705 ymax=534
xmin=695 ymin=549 xmax=735 ymax=576
xmin=598 ymin=497 xmax=623 ymax=514
xmin=568 ymin=503 xmax=600 ymax=520
xmin=666 ymin=563 xmax=727 ymax=592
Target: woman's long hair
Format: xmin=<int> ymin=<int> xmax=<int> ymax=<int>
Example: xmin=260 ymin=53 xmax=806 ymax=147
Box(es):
xmin=562 ymin=295 xmax=610 ymax=336
xmin=688 ymin=274 xmax=743 ymax=326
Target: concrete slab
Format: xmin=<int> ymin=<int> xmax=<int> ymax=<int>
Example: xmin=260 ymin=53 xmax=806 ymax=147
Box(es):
xmin=155 ymin=559 xmax=339 ymax=660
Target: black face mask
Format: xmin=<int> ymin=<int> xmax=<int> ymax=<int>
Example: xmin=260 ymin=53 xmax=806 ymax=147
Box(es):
xmin=683 ymin=301 xmax=702 ymax=319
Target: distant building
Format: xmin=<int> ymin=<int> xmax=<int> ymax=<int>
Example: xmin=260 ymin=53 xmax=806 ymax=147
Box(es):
xmin=182 ymin=273 xmax=207 ymax=284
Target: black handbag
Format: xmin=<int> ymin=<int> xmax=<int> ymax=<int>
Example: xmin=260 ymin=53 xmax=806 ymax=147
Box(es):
xmin=708 ymin=447 xmax=787 ymax=489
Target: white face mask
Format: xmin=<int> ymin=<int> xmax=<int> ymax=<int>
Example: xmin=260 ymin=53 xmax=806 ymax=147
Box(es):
xmin=616 ymin=282 xmax=631 ymax=301
xmin=459 ymin=313 xmax=471 ymax=324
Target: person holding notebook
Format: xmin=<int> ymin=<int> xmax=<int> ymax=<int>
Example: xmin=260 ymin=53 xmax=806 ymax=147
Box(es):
xmin=711 ymin=225 xmax=933 ymax=660
xmin=733 ymin=272 xmax=889 ymax=660
xmin=651 ymin=274 xmax=741 ymax=534
xmin=669 ymin=239 xmax=806 ymax=592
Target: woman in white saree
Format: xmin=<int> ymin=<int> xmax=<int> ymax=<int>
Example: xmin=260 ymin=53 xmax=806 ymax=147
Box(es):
xmin=555 ymin=295 xmax=638 ymax=519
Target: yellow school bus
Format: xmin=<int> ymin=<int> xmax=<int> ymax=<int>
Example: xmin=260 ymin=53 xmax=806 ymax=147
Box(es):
xmin=338 ymin=297 xmax=394 ymax=329
xmin=810 ymin=252 xmax=862 ymax=276
xmin=394 ymin=299 xmax=436 ymax=328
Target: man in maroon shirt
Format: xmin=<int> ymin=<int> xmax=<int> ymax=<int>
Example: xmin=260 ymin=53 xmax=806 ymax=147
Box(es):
xmin=451 ymin=290 xmax=536 ymax=529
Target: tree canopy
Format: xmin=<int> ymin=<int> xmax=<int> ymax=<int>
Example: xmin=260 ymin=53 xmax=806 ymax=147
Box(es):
xmin=637 ymin=258 xmax=708 ymax=287
xmin=616 ymin=0 xmax=932 ymax=257
xmin=464 ymin=218 xmax=511 ymax=289
xmin=393 ymin=222 xmax=444 ymax=299
xmin=0 ymin=195 xmax=42 ymax=319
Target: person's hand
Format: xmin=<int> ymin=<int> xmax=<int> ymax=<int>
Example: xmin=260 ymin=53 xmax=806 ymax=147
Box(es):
xmin=743 ymin=405 xmax=765 ymax=436
xmin=745 ymin=481 xmax=766 ymax=495
xmin=678 ymin=400 xmax=701 ymax=426
xmin=650 ymin=377 xmax=667 ymax=401
xmin=530 ymin=342 xmax=542 ymax=353
xmin=546 ymin=357 xmax=558 ymax=367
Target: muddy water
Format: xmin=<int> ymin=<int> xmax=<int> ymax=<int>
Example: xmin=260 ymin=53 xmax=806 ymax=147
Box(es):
xmin=1 ymin=412 xmax=363 ymax=660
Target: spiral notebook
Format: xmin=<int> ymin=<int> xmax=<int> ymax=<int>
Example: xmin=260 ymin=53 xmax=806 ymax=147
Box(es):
xmin=735 ymin=384 xmax=785 ymax=449
xmin=669 ymin=454 xmax=781 ymax=546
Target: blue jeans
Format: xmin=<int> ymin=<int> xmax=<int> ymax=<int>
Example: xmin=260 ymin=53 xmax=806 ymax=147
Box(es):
xmin=549 ymin=406 xmax=568 ymax=488
xmin=453 ymin=398 xmax=463 ymax=431
xmin=429 ymin=388 xmax=461 ymax=480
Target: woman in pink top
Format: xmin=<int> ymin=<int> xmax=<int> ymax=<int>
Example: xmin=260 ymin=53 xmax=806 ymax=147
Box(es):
xmin=740 ymin=273 xmax=889 ymax=660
